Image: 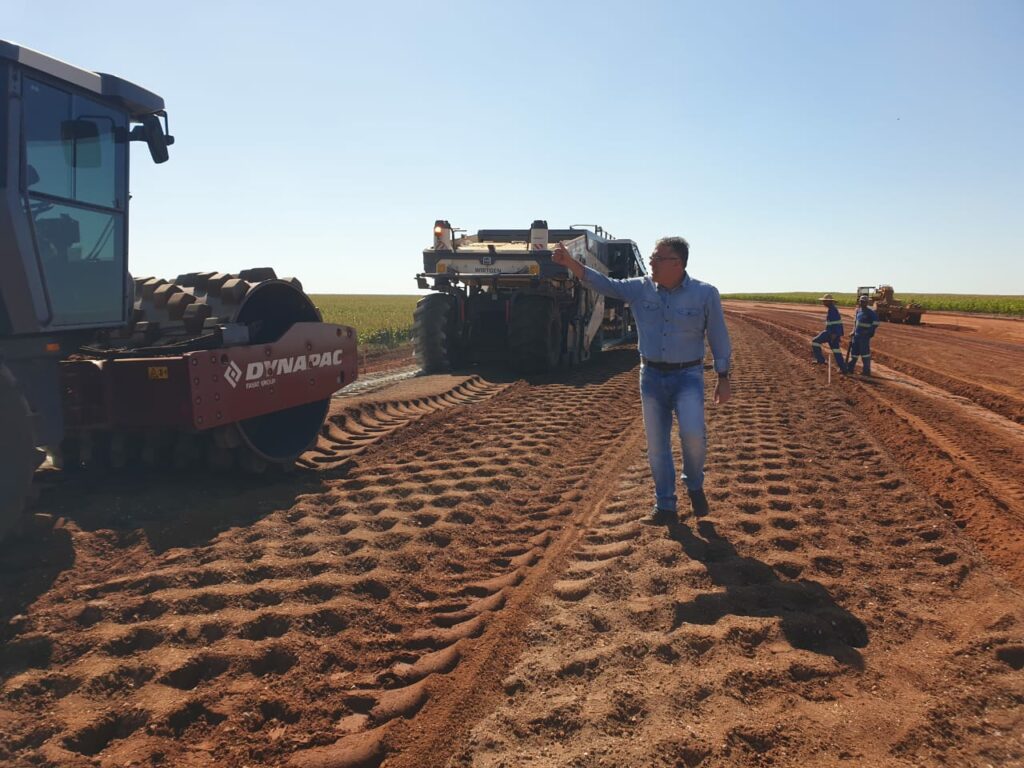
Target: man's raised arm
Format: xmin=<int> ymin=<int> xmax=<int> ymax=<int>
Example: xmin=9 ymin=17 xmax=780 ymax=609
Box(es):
xmin=551 ymin=242 xmax=637 ymax=302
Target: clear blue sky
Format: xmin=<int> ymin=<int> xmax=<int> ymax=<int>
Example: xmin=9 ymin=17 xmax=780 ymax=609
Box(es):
xmin=8 ymin=0 xmax=1022 ymax=295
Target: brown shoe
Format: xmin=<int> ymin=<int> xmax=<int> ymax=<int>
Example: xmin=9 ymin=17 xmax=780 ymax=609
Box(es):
xmin=643 ymin=507 xmax=678 ymax=525
xmin=687 ymin=490 xmax=710 ymax=517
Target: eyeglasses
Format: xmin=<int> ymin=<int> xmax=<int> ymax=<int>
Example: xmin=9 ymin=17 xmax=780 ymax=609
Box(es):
xmin=649 ymin=256 xmax=682 ymax=264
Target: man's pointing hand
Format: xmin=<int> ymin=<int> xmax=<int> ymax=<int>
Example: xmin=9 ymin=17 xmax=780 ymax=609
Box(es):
xmin=552 ymin=242 xmax=584 ymax=280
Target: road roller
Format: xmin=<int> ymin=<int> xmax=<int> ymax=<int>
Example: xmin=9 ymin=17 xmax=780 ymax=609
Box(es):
xmin=0 ymin=41 xmax=357 ymax=537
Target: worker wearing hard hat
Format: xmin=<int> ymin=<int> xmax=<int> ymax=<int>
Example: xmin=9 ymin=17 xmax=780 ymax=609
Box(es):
xmin=847 ymin=294 xmax=879 ymax=376
xmin=811 ymin=294 xmax=847 ymax=371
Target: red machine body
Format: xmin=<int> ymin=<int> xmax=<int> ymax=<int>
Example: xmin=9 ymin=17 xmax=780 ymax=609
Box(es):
xmin=61 ymin=322 xmax=357 ymax=432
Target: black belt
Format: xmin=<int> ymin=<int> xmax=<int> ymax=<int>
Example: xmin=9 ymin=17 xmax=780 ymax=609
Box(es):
xmin=641 ymin=357 xmax=703 ymax=371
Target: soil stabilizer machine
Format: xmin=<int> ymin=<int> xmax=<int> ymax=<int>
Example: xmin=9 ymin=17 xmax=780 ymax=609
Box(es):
xmin=857 ymin=285 xmax=925 ymax=324
xmin=414 ymin=220 xmax=646 ymax=373
xmin=0 ymin=42 xmax=357 ymax=537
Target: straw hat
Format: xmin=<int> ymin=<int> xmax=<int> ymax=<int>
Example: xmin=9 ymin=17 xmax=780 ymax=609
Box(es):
xmin=818 ymin=293 xmax=836 ymax=303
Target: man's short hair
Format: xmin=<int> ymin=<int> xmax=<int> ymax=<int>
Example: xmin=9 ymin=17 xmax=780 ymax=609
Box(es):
xmin=656 ymin=236 xmax=689 ymax=267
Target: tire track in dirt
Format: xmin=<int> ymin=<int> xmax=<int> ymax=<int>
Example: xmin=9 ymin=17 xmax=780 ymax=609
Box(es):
xmin=0 ymin=351 xmax=645 ymax=768
xmin=733 ymin=310 xmax=1024 ymax=586
xmin=853 ymin=381 xmax=1024 ymax=513
xmin=452 ymin=317 xmax=1024 ymax=768
xmin=352 ymin=417 xmax=648 ymax=768
xmin=302 ymin=375 xmax=510 ymax=470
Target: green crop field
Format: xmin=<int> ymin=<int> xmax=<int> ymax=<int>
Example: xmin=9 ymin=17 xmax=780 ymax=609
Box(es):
xmin=722 ymin=292 xmax=1024 ymax=317
xmin=309 ymin=294 xmax=420 ymax=350
xmin=309 ymin=292 xmax=1024 ymax=351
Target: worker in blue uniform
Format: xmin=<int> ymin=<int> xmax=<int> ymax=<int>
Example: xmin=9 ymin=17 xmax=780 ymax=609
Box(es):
xmin=847 ymin=294 xmax=879 ymax=376
xmin=811 ymin=294 xmax=847 ymax=371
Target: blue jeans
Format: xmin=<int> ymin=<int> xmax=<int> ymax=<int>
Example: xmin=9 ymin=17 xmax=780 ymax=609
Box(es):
xmin=640 ymin=365 xmax=706 ymax=513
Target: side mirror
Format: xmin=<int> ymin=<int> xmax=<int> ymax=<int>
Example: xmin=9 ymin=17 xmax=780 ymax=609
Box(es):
xmin=60 ymin=119 xmax=102 ymax=168
xmin=141 ymin=114 xmax=169 ymax=164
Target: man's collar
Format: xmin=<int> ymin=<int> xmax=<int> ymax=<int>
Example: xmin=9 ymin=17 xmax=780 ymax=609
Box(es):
xmin=655 ymin=272 xmax=690 ymax=293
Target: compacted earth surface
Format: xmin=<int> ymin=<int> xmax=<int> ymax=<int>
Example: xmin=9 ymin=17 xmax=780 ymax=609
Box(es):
xmin=1 ymin=308 xmax=1022 ymax=768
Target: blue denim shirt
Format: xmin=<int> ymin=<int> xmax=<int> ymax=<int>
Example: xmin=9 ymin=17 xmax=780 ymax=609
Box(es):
xmin=581 ymin=267 xmax=732 ymax=373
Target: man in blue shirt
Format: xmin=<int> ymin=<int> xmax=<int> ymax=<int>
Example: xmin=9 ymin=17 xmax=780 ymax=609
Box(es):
xmin=810 ymin=294 xmax=847 ymax=372
xmin=847 ymin=294 xmax=879 ymax=376
xmin=553 ymin=237 xmax=732 ymax=524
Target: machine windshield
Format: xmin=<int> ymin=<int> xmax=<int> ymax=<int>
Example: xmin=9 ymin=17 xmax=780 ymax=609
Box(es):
xmin=22 ymin=77 xmax=128 ymax=326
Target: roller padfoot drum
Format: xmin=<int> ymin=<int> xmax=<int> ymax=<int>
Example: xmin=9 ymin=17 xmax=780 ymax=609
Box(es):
xmin=56 ymin=267 xmax=358 ymax=478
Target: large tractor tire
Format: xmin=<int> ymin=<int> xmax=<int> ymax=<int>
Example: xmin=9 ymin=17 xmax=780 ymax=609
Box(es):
xmin=413 ymin=294 xmax=460 ymax=373
xmin=0 ymin=364 xmax=39 ymax=538
xmin=509 ymin=295 xmax=562 ymax=373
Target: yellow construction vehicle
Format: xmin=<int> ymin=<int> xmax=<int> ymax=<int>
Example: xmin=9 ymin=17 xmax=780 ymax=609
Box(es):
xmin=857 ymin=285 xmax=925 ymax=325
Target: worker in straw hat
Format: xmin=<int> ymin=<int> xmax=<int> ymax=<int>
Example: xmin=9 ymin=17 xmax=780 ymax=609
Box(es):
xmin=811 ymin=294 xmax=847 ymax=371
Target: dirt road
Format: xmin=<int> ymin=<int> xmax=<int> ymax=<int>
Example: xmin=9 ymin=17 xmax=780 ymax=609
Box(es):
xmin=727 ymin=302 xmax=1024 ymax=584
xmin=728 ymin=301 xmax=1024 ymax=423
xmin=1 ymin=311 xmax=1022 ymax=767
